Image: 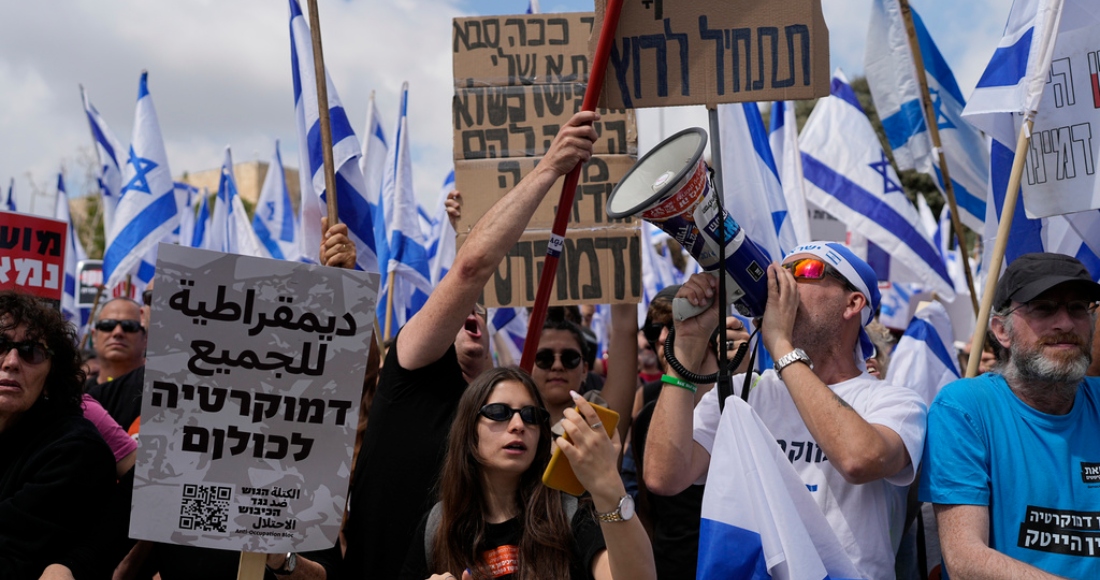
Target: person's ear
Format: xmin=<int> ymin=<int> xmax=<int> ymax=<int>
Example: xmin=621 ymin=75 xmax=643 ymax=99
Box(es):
xmin=844 ymin=292 xmax=867 ymax=322
xmin=990 ymin=315 xmax=1011 ymax=349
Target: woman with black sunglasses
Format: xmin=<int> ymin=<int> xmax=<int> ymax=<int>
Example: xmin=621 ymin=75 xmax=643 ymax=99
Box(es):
xmin=399 ymin=367 xmax=655 ymax=580
xmin=0 ymin=291 xmax=116 ymax=579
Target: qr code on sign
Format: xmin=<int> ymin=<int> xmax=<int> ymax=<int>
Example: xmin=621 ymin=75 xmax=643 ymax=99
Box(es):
xmin=179 ymin=484 xmax=232 ymax=533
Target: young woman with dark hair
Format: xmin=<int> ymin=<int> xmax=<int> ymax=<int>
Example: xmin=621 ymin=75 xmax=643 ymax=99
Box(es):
xmin=400 ymin=367 xmax=655 ymax=580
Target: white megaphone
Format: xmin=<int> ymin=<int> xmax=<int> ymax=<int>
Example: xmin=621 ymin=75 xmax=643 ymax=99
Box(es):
xmin=606 ymin=128 xmax=771 ymax=321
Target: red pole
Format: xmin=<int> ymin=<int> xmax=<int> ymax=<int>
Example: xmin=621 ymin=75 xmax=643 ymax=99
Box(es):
xmin=519 ymin=0 xmax=624 ymax=373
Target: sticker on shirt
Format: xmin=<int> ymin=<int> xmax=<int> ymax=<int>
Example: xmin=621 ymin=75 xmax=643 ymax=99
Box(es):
xmin=1017 ymin=506 xmax=1100 ymax=557
xmin=1082 ymin=462 xmax=1100 ymax=485
xmin=481 ymin=544 xmax=519 ymax=577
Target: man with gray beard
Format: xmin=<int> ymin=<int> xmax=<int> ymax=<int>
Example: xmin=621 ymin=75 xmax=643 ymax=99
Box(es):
xmin=920 ymin=253 xmax=1100 ymax=579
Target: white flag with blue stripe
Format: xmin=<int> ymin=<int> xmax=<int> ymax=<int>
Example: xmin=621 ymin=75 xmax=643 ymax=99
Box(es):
xmin=718 ymin=103 xmax=793 ymax=262
xmin=489 ymin=307 xmax=529 ymax=365
xmin=3 ymin=179 xmax=15 ymax=212
xmin=865 ymin=0 xmax=989 ymax=233
xmin=104 ymin=71 xmax=179 ymax=291
xmin=378 ymin=82 xmax=432 ymax=331
xmin=360 ymin=91 xmax=389 ymax=265
xmin=192 ymin=190 xmax=211 ymax=250
xmin=698 ymin=395 xmax=862 ymax=580
xmin=210 ymin=147 xmax=262 ymax=257
xmin=800 ymin=71 xmax=955 ymax=299
xmin=81 ymin=86 xmax=124 ymax=235
xmin=289 ymin=0 xmax=378 ymax=272
xmin=768 ymin=101 xmax=812 ymax=246
xmin=54 ymin=173 xmax=86 ymax=323
xmin=428 ymin=169 xmax=457 ymax=287
xmin=253 ymin=140 xmax=300 ymax=261
xmin=886 ymin=301 xmax=960 ymax=406
xmin=175 ymin=182 xmax=199 ymax=249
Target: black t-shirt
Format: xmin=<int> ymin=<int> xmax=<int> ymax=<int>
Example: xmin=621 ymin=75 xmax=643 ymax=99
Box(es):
xmin=86 ymin=365 xmax=145 ymax=433
xmin=342 ymin=337 xmax=467 ymax=580
xmin=400 ymin=501 xmax=606 ymax=580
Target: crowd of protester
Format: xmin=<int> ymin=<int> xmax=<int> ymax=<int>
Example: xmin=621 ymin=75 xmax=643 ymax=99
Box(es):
xmin=3 ymin=112 xmax=1100 ymax=579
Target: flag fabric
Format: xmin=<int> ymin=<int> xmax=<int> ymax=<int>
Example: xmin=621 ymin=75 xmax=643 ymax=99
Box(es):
xmin=698 ymin=395 xmax=862 ymax=580
xmin=638 ymin=221 xmax=682 ymax=319
xmin=427 ymin=169 xmax=457 ymax=287
xmin=103 ymin=71 xmax=179 ymax=291
xmin=3 ymin=178 xmax=15 ymax=212
xmin=54 ymin=173 xmax=86 ymax=324
xmin=252 ymin=140 xmax=300 ymax=261
xmin=768 ymin=101 xmax=812 ymax=246
xmin=865 ymin=0 xmax=990 ymax=233
xmin=377 ymin=82 xmax=433 ymax=333
xmin=176 ymin=182 xmax=200 ymax=249
xmin=800 ymin=70 xmax=955 ymax=299
xmin=289 ymin=0 xmax=378 ymax=272
xmin=193 ymin=189 xmax=211 ymax=249
xmin=489 ymin=307 xmax=530 ymax=366
xmin=81 ymin=86 xmax=125 ymax=234
xmin=885 ymin=301 xmax=959 ymax=407
xmin=360 ymin=91 xmax=389 ymax=267
xmin=526 ymin=0 xmax=540 ymax=14
xmin=210 ymin=147 xmax=262 ymax=257
xmin=717 ymin=102 xmax=793 ymax=262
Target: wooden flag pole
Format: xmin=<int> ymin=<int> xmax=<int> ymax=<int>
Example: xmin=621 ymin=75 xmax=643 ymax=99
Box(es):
xmin=383 ymin=271 xmax=396 ymax=340
xmin=237 ymin=552 xmax=266 ymax=580
xmin=965 ymin=119 xmax=1034 ymax=378
xmin=518 ymin=0 xmax=624 ymax=373
xmin=80 ymin=285 xmax=106 ymax=351
xmin=306 ymin=0 xmax=340 ymax=227
xmin=898 ymin=0 xmax=979 ymax=316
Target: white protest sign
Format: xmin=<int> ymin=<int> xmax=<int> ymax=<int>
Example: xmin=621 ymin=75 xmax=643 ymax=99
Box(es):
xmin=1023 ymin=25 xmax=1100 ymax=218
xmin=130 ymin=244 xmax=377 ymax=552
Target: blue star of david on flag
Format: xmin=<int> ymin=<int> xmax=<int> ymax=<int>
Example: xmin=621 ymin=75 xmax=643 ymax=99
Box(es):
xmin=122 ymin=146 xmax=159 ymax=195
xmin=870 ymin=152 xmax=904 ymax=195
xmin=928 ymin=88 xmax=955 ymax=130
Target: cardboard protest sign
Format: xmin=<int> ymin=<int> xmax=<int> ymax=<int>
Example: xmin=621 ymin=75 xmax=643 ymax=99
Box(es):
xmin=1022 ymin=25 xmax=1100 ymax=218
xmin=0 ymin=212 xmax=67 ymax=303
xmin=131 ymin=245 xmax=377 ymax=552
xmin=453 ymin=12 xmax=642 ymax=306
xmin=460 ymin=227 xmax=642 ymax=308
xmin=593 ymin=0 xmax=830 ymax=109
xmin=76 ymin=259 xmax=103 ymax=308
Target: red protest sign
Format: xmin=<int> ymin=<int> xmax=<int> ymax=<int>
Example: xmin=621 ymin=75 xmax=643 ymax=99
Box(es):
xmin=0 ymin=212 xmax=68 ymax=302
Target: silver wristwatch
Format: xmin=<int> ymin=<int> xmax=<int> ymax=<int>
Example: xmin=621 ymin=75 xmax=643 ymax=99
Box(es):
xmin=269 ymin=552 xmax=297 ymax=576
xmin=596 ymin=494 xmax=636 ymax=522
xmin=774 ymin=348 xmax=812 ymax=373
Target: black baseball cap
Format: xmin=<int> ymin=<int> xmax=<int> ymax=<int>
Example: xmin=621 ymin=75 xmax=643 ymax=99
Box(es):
xmin=993 ymin=253 xmax=1100 ymax=309
xmin=642 ymin=284 xmax=681 ymax=346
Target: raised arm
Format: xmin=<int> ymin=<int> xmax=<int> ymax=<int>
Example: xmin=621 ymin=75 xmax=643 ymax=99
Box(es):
xmin=760 ymin=263 xmax=911 ymax=484
xmin=935 ymin=504 xmax=1063 ymax=580
xmin=397 ymin=111 xmax=600 ymax=370
xmin=601 ymin=303 xmax=639 ymax=443
xmin=642 ymin=274 xmax=718 ymax=496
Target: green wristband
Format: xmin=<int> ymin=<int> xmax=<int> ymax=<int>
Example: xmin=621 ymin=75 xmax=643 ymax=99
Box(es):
xmin=661 ymin=374 xmax=698 ymax=394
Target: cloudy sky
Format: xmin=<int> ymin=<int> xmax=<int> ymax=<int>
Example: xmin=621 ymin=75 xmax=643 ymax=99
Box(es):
xmin=1 ymin=0 xmax=1009 ymax=215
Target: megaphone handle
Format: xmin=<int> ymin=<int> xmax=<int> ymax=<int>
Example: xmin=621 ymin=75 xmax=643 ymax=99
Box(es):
xmin=672 ymin=296 xmax=709 ymax=322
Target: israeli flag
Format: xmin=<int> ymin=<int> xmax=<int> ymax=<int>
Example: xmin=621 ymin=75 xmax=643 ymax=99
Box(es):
xmin=192 ymin=190 xmax=211 ymax=250
xmin=289 ymin=0 xmax=378 ymax=272
xmin=717 ymin=103 xmax=793 ymax=262
xmin=800 ymin=71 xmax=955 ymax=299
xmin=80 ymin=86 xmax=124 ymax=235
xmin=428 ymin=169 xmax=457 ymax=287
xmin=865 ymin=0 xmax=989 ymax=233
xmin=526 ymin=0 xmax=540 ymax=14
xmin=639 ymin=221 xmax=682 ymax=317
xmin=489 ymin=307 xmax=530 ymax=366
xmin=768 ymin=101 xmax=812 ymax=246
xmin=360 ymin=91 xmax=388 ymax=266
xmin=698 ymin=395 xmax=862 ymax=580
xmin=210 ymin=148 xmax=262 ymax=257
xmin=176 ymin=182 xmax=200 ymax=249
xmin=103 ymin=71 xmax=179 ymax=291
xmin=54 ymin=173 xmax=86 ymax=324
xmin=252 ymin=140 xmax=300 ymax=261
xmin=377 ymin=82 xmax=433 ymax=333
xmin=3 ymin=178 xmax=15 ymax=212
xmin=886 ymin=301 xmax=959 ymax=407
xmin=963 ymin=0 xmax=1070 ymax=146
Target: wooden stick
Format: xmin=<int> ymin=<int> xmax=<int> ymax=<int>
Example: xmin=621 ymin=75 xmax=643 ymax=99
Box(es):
xmin=966 ymin=119 xmax=1034 ymax=378
xmin=383 ymin=270 xmax=396 ymax=340
xmin=80 ymin=284 xmax=106 ymax=350
xmin=236 ymin=551 xmax=266 ymax=580
xmin=898 ymin=0 xmax=979 ymax=316
xmin=306 ymin=0 xmax=340 ymax=227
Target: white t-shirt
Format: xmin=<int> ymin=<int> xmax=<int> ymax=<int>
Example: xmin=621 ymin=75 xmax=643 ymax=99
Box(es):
xmin=693 ymin=371 xmax=927 ymax=580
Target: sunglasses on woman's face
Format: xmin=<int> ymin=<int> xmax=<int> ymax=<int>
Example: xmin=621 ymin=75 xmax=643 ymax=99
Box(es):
xmin=783 ymin=258 xmax=859 ymax=292
xmin=0 ymin=336 xmax=52 ymax=365
xmin=479 ymin=403 xmax=550 ymax=425
xmin=533 ymin=348 xmax=583 ymax=370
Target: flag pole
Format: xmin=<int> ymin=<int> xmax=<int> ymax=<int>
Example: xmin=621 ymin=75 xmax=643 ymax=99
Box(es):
xmin=306 ymin=0 xmax=340 ymax=227
xmin=898 ymin=0 xmax=979 ymax=316
xmin=965 ymin=119 xmax=1033 ymax=378
xmin=518 ymin=0 xmax=624 ymax=372
xmin=237 ymin=552 xmax=265 ymax=580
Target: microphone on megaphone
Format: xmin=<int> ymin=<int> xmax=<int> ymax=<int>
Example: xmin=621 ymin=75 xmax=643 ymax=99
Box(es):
xmin=606 ymin=128 xmax=771 ymax=321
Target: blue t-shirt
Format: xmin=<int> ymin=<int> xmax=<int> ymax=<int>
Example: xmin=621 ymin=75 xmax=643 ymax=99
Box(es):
xmin=920 ymin=373 xmax=1100 ymax=576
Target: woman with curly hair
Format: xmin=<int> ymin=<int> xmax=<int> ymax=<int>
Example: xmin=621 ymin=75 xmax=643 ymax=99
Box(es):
xmin=0 ymin=291 xmax=116 ymax=579
xmin=400 ymin=367 xmax=655 ymax=580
